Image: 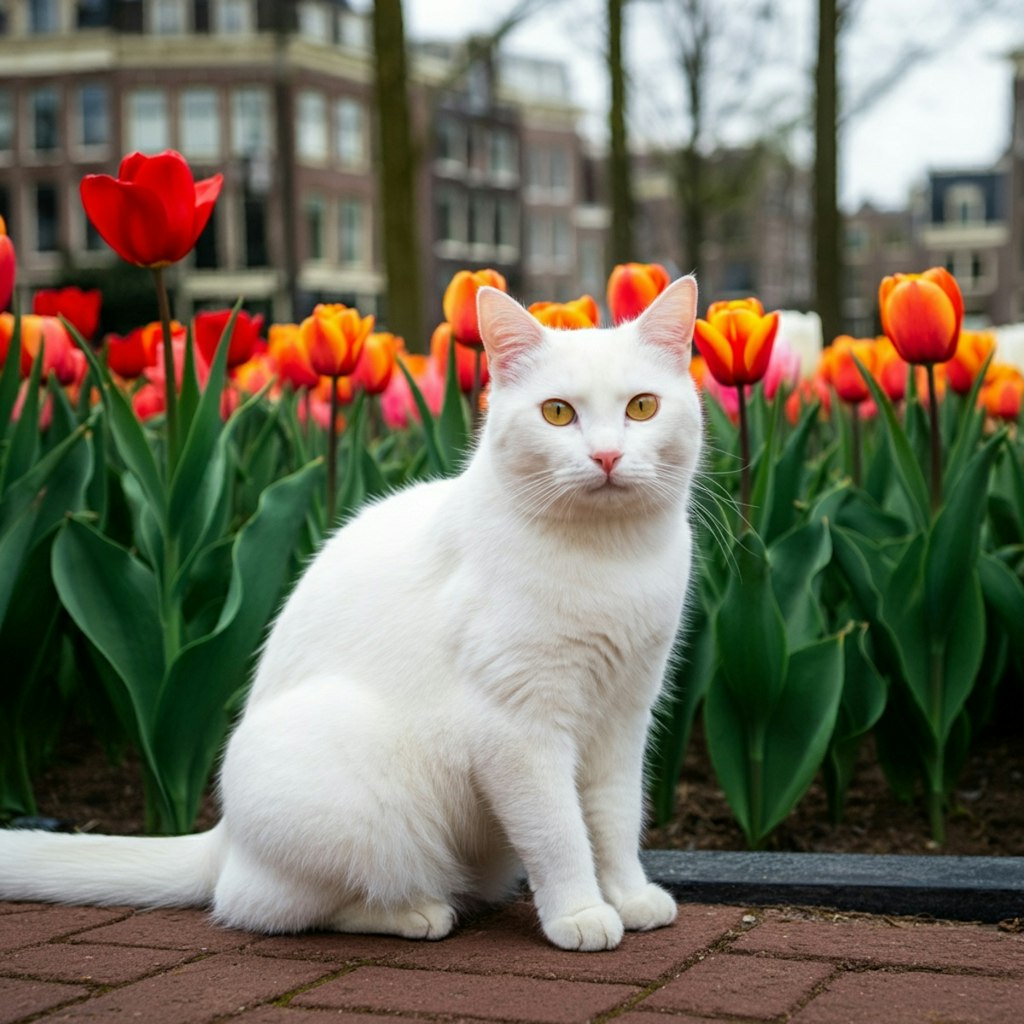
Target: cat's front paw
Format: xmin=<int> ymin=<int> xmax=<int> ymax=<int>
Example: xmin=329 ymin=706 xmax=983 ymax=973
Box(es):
xmin=543 ymin=903 xmax=624 ymax=952
xmin=614 ymin=883 xmax=678 ymax=931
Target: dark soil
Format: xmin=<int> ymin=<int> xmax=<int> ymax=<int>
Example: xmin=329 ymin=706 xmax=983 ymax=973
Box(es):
xmin=22 ymin=719 xmax=1024 ymax=856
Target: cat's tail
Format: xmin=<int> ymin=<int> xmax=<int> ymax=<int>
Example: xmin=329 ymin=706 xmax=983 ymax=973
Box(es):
xmin=0 ymin=822 xmax=225 ymax=909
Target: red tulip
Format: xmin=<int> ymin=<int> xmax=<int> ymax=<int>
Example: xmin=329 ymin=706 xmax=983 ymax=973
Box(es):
xmin=193 ymin=308 xmax=264 ymax=369
xmin=0 ymin=215 xmax=15 ymax=312
xmin=878 ymin=267 xmax=963 ymax=365
xmin=80 ymin=150 xmax=222 ymax=268
xmin=32 ymin=286 xmax=102 ymax=341
xmin=606 ymin=263 xmax=670 ymax=325
xmin=442 ymin=269 xmax=507 ymax=347
xmin=105 ymin=325 xmax=159 ymax=378
xmin=693 ymin=297 xmax=780 ymax=387
xmin=10 ymin=313 xmax=85 ymax=386
xmin=980 ymin=365 xmax=1024 ymax=422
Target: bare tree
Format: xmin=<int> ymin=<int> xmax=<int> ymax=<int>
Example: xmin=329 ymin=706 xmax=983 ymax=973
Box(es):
xmin=607 ymin=0 xmax=635 ymax=267
xmin=371 ymin=0 xmax=423 ymax=346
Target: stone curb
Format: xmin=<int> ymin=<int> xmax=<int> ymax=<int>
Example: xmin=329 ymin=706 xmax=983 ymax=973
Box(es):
xmin=642 ymin=850 xmax=1024 ymax=922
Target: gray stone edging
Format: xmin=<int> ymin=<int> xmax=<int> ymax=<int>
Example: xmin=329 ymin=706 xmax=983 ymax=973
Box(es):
xmin=641 ymin=849 xmax=1024 ymax=923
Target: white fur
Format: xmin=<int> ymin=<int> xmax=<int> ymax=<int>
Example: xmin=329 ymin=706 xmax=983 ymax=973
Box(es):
xmin=0 ymin=278 xmax=702 ymax=952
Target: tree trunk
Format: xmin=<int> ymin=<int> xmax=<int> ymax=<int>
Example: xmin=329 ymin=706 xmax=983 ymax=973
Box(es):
xmin=607 ymin=0 xmax=634 ymax=268
xmin=371 ymin=0 xmax=423 ymax=346
xmin=814 ymin=0 xmax=842 ymax=343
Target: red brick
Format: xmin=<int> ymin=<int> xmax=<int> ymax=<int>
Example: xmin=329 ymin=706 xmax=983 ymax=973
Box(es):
xmin=385 ymin=900 xmax=745 ymax=984
xmin=0 ymin=977 xmax=88 ymax=1024
xmin=0 ymin=941 xmax=193 ymax=985
xmin=790 ymin=969 xmax=1024 ymax=1024
xmin=293 ymin=964 xmax=639 ymax=1023
xmin=639 ymin=952 xmax=834 ymax=1019
xmin=0 ymin=906 xmax=127 ymax=952
xmin=732 ymin=912 xmax=1024 ymax=974
xmin=46 ymin=953 xmax=331 ymax=1023
xmin=68 ymin=907 xmax=255 ymax=951
xmin=237 ymin=1009 xmax=438 ymax=1024
xmin=249 ymin=930 xmax=408 ymax=964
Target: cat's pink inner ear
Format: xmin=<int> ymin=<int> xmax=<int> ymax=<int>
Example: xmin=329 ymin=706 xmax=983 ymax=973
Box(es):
xmin=477 ymin=287 xmax=545 ymax=383
xmin=636 ymin=276 xmax=698 ymax=371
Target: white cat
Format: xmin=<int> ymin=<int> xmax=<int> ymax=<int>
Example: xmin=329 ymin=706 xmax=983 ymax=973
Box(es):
xmin=0 ymin=277 xmax=702 ymax=952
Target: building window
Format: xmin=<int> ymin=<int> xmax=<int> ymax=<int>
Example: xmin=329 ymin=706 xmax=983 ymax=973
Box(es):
xmin=297 ymin=1 xmax=331 ymax=42
xmin=231 ymin=86 xmax=270 ymax=156
xmin=35 ymin=183 xmax=59 ymax=252
xmin=527 ymin=145 xmax=571 ymax=199
xmin=527 ymin=212 xmax=572 ymax=271
xmin=297 ymin=91 xmax=327 ymax=163
xmin=337 ymin=9 xmax=367 ymax=49
xmin=305 ymin=196 xmax=325 ymax=261
xmin=496 ymin=197 xmax=519 ymax=252
xmin=78 ymin=83 xmax=110 ymax=148
xmin=126 ymin=89 xmax=168 ymax=152
xmin=82 ymin=208 xmax=105 ymax=252
xmin=77 ymin=0 xmax=110 ymax=28
xmin=214 ymin=0 xmax=251 ymax=33
xmin=29 ymin=87 xmax=60 ymax=152
xmin=181 ymin=88 xmax=220 ymax=159
xmin=194 ymin=210 xmax=218 ymax=267
xmin=243 ymin=196 xmax=268 ymax=267
xmin=338 ymin=198 xmax=365 ymax=265
xmin=435 ymin=185 xmax=466 ymax=245
xmin=490 ymin=129 xmax=518 ymax=183
xmin=150 ymin=0 xmax=187 ymax=33
xmin=469 ymin=194 xmax=495 ymax=249
xmin=0 ymin=90 xmax=12 ymax=155
xmin=334 ymin=97 xmax=365 ymax=168
xmin=436 ymin=116 xmax=467 ymax=169
xmin=29 ymin=0 xmax=60 ymax=32
xmin=945 ymin=184 xmax=985 ymax=225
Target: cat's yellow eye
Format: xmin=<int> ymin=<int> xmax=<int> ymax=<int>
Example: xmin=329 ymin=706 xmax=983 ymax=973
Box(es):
xmin=626 ymin=394 xmax=659 ymax=421
xmin=541 ymin=399 xmax=576 ymax=426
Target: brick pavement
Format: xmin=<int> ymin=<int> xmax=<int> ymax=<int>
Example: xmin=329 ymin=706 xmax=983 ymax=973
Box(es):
xmin=0 ymin=897 xmax=1021 ymax=1023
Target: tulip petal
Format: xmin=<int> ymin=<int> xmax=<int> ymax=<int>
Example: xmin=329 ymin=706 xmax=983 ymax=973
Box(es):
xmin=80 ymin=175 xmax=172 ymax=266
xmin=884 ymin=278 xmax=958 ymax=363
xmin=128 ymin=151 xmax=201 ymax=262
xmin=693 ymin=319 xmax=736 ymax=385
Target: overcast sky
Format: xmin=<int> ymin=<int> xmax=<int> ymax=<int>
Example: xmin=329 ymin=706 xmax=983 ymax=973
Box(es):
xmin=397 ymin=0 xmax=1019 ymax=212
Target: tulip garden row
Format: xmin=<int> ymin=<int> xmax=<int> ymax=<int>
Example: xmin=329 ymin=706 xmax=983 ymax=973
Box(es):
xmin=1 ymin=150 xmax=1023 ymax=847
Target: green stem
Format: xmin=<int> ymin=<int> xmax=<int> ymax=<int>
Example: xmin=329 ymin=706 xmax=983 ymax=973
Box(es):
xmin=749 ymin=724 xmax=766 ymax=850
xmin=152 ymin=267 xmax=177 ymax=479
xmin=851 ymin=404 xmax=862 ymax=487
xmin=927 ymin=641 xmax=947 ymax=845
xmin=736 ymin=385 xmax=751 ymax=513
xmin=926 ymin=362 xmax=942 ymax=513
xmin=326 ymin=374 xmax=339 ymax=526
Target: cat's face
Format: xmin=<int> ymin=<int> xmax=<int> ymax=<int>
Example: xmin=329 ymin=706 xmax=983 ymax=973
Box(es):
xmin=478 ymin=278 xmax=702 ymax=523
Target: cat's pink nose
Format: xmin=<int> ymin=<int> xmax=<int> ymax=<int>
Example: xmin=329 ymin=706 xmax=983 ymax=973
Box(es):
xmin=592 ymin=450 xmax=622 ymax=475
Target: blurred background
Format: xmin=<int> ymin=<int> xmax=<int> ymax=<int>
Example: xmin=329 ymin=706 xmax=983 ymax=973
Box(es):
xmin=0 ymin=0 xmax=1021 ymax=349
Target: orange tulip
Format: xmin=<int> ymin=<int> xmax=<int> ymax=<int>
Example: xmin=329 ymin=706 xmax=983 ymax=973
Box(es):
xmin=4 ymin=313 xmax=85 ymax=385
xmin=945 ymin=329 xmax=996 ymax=396
xmin=300 ymin=303 xmax=373 ymax=378
xmin=606 ymin=263 xmax=669 ymax=325
xmin=878 ymin=267 xmax=963 ymax=365
xmin=443 ymin=269 xmax=507 ymax=347
xmin=268 ymin=322 xmax=319 ymax=390
xmin=785 ymin=375 xmax=832 ymax=426
xmin=430 ymin=321 xmax=489 ymax=393
xmin=0 ymin=215 xmax=14 ymax=312
xmin=693 ymin=297 xmax=779 ymax=387
xmin=876 ymin=336 xmax=910 ymax=402
xmin=820 ymin=336 xmax=879 ymax=405
xmin=980 ymin=364 xmax=1024 ymax=422
xmin=354 ymin=331 xmax=400 ymax=396
xmin=528 ymin=295 xmax=600 ymax=329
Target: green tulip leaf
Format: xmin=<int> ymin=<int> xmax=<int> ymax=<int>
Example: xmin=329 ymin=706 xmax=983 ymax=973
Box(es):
xmin=51 ymin=516 xmax=165 ymax=751
xmin=438 ymin=335 xmax=471 ymax=471
xmin=152 ymin=457 xmax=321 ymax=832
xmin=397 ymin=356 xmax=446 ymax=476
xmin=768 ymin=516 xmax=831 ymax=650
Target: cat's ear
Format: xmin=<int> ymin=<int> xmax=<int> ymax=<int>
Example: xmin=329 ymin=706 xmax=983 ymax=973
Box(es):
xmin=636 ymin=276 xmax=698 ymax=372
xmin=477 ymin=287 xmax=545 ymax=384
